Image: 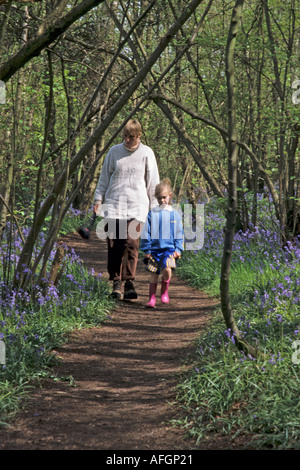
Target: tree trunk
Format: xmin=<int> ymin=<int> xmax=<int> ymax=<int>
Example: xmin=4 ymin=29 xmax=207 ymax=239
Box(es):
xmin=220 ymin=0 xmax=258 ymax=357
xmin=0 ymin=130 xmax=13 ymax=241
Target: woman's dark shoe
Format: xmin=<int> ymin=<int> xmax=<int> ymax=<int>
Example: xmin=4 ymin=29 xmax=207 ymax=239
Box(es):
xmin=123 ymin=280 xmax=138 ymax=300
xmin=111 ymin=280 xmax=122 ymax=299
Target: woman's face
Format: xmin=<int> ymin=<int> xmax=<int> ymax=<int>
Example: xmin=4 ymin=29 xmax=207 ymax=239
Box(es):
xmin=123 ymin=131 xmax=141 ymax=150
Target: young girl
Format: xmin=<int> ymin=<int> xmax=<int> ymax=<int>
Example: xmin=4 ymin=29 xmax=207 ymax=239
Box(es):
xmin=140 ymin=178 xmax=184 ymax=308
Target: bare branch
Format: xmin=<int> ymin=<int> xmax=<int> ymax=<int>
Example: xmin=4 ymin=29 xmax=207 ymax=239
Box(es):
xmin=0 ymin=0 xmax=106 ymax=82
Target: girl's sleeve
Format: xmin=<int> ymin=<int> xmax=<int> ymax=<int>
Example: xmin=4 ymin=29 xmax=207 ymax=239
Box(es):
xmin=140 ymin=211 xmax=152 ymax=253
xmin=174 ymin=210 xmax=184 ymax=253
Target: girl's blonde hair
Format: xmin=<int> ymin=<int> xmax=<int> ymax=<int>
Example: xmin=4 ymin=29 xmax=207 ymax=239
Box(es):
xmin=155 ymin=178 xmax=172 ymax=198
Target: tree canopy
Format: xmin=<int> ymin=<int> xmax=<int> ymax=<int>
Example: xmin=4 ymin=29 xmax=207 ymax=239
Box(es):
xmin=0 ymin=0 xmax=299 ymax=352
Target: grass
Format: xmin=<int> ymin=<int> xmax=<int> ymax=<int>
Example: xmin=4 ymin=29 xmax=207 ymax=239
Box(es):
xmin=175 ymin=195 xmax=300 ymax=449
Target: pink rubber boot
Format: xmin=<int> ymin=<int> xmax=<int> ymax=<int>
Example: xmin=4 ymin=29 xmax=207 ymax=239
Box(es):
xmin=161 ymin=279 xmax=170 ymax=304
xmin=146 ymin=283 xmax=157 ymax=308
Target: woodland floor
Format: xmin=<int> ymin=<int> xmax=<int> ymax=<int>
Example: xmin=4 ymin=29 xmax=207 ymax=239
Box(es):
xmin=0 ymin=230 xmax=251 ymax=451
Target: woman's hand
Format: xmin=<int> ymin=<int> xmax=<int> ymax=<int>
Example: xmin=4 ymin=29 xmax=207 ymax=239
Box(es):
xmin=94 ymin=203 xmax=101 ymax=215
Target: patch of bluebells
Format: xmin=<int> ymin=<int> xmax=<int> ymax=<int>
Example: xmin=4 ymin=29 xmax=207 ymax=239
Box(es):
xmin=252 ymin=241 xmax=300 ymax=322
xmin=181 ymin=194 xmax=300 ymax=365
xmin=0 ymin=215 xmax=103 ymax=369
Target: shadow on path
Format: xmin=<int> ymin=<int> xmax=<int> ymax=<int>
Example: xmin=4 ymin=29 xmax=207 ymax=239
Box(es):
xmin=0 ymin=231 xmax=218 ymax=450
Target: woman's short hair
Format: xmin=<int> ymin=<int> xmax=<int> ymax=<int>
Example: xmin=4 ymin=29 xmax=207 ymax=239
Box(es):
xmin=123 ymin=119 xmax=142 ymax=136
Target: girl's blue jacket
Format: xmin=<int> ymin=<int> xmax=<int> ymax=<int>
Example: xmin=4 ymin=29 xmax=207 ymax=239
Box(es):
xmin=140 ymin=205 xmax=184 ymax=255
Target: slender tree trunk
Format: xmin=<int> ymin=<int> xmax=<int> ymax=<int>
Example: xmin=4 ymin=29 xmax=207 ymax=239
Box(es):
xmin=0 ymin=6 xmax=29 ymax=241
xmin=0 ymin=0 xmax=13 ymax=48
xmin=0 ymin=130 xmax=13 ymax=241
xmin=220 ymin=0 xmax=258 ymax=356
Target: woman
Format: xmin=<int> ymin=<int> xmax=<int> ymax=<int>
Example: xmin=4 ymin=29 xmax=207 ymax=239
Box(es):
xmin=94 ymin=119 xmax=159 ymax=300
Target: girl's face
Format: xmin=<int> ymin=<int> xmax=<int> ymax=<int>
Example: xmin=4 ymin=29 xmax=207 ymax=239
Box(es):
xmin=156 ymin=188 xmax=171 ymax=205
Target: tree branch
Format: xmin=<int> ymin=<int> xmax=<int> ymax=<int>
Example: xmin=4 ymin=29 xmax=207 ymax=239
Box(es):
xmin=0 ymin=0 xmax=106 ymax=82
xmin=151 ymin=95 xmax=225 ymax=198
xmin=150 ymin=92 xmax=281 ymax=221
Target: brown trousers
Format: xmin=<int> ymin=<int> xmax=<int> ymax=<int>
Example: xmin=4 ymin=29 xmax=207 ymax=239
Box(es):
xmin=105 ymin=219 xmax=142 ymax=281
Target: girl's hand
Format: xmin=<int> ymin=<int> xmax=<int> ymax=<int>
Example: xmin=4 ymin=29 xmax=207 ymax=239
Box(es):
xmin=173 ymin=251 xmax=181 ymax=259
xmin=143 ymin=253 xmax=151 ymax=266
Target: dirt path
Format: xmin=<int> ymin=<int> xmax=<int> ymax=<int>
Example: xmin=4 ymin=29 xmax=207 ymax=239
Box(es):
xmin=0 ymin=230 xmax=227 ymax=451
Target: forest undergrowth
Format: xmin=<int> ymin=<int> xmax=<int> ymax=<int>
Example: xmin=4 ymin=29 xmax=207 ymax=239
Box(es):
xmin=0 ymin=193 xmax=300 ymax=449
xmin=175 ymin=194 xmax=300 ymax=449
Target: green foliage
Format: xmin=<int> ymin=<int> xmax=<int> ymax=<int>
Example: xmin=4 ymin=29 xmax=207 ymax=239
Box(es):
xmin=175 ymin=195 xmax=300 ymax=449
xmin=0 ymin=0 xmax=299 ymax=446
xmin=175 ymin=337 xmax=300 ymax=449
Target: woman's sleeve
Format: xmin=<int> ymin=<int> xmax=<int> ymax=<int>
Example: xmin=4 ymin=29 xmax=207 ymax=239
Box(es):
xmin=145 ymin=149 xmax=160 ymax=209
xmin=94 ymin=149 xmax=112 ymax=203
